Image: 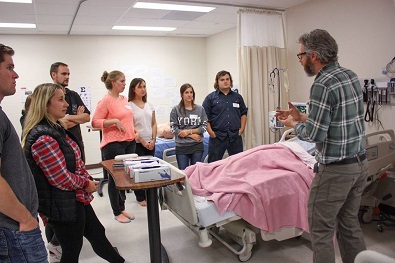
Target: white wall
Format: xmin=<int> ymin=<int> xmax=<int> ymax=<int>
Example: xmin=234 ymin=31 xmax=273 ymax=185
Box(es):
xmin=1 ymin=35 xmax=207 ymax=165
xmin=285 ymin=0 xmax=395 ymax=134
xmin=206 ymin=27 xmax=238 ymax=91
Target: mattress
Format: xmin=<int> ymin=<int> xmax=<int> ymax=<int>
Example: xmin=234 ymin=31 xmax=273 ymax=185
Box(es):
xmin=193 ymin=195 xmax=238 ymax=227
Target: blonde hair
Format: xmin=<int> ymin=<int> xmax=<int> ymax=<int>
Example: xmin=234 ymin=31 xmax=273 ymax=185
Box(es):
xmin=101 ymin=70 xmax=124 ymax=90
xmin=21 ymin=83 xmax=65 ymax=148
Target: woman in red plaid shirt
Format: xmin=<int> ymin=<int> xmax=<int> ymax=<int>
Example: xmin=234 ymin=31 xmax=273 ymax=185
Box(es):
xmin=22 ymin=83 xmax=130 ymax=263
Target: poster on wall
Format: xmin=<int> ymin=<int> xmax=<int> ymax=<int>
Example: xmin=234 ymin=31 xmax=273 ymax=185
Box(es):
xmin=20 ymin=87 xmax=32 ymax=103
xmin=76 ymin=86 xmax=92 ymax=112
xmin=114 ymin=63 xmax=180 ymax=124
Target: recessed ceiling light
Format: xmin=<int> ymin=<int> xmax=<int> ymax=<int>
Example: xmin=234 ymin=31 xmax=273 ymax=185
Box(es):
xmin=0 ymin=0 xmax=32 ymax=3
xmin=0 ymin=23 xmax=36 ymax=28
xmin=133 ymin=2 xmax=215 ymax=12
xmin=112 ymin=26 xmax=176 ymax=31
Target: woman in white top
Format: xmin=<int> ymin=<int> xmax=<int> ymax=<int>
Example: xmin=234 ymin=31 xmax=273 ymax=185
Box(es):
xmin=128 ymin=78 xmax=157 ymax=206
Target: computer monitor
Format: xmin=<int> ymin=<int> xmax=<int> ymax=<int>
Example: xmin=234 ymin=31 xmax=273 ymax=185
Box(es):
xmin=291 ymin=102 xmax=308 ymax=114
xmin=269 ymin=111 xmax=284 ymax=129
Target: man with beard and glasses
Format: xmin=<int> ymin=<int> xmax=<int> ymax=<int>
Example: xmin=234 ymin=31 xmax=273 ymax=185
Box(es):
xmin=276 ymin=29 xmax=368 ymax=263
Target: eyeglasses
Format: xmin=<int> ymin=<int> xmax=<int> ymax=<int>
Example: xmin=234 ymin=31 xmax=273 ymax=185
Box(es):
xmin=297 ymin=52 xmax=307 ymax=60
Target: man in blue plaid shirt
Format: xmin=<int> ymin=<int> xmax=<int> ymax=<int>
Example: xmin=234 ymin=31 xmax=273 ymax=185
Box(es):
xmin=276 ymin=29 xmax=368 ymax=263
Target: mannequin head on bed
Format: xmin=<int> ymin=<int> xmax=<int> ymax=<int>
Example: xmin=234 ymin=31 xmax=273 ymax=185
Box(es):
xmin=157 ymin=122 xmax=174 ymax=139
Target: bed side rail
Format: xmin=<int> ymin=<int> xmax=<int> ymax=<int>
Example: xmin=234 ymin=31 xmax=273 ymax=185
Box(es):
xmin=159 ymin=159 xmax=199 ymax=226
xmin=279 ymin=128 xmax=295 ymax=142
xmin=366 ymin=129 xmax=395 ymax=178
xmin=162 ymin=147 xmax=178 ymax=168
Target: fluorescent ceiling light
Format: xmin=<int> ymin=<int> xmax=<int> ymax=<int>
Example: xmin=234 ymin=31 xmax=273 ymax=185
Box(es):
xmin=0 ymin=23 xmax=36 ymax=28
xmin=0 ymin=0 xmax=32 ymax=3
xmin=134 ymin=2 xmax=215 ymax=12
xmin=113 ymin=26 xmax=176 ymax=31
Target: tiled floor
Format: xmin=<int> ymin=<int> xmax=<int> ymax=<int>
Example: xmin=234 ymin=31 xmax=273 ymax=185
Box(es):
xmin=42 ymin=169 xmax=395 ymax=263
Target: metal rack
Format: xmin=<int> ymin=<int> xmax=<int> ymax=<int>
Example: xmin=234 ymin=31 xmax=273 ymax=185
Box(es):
xmin=268 ymin=68 xmax=288 ymax=131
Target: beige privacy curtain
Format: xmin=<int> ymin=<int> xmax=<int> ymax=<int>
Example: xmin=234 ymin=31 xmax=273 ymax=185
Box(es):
xmin=237 ymin=9 xmax=289 ymax=148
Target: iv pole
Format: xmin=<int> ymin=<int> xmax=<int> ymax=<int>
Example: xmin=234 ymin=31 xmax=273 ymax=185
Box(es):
xmin=269 ymin=68 xmax=288 ymax=139
xmin=269 ymin=68 xmax=288 ymax=110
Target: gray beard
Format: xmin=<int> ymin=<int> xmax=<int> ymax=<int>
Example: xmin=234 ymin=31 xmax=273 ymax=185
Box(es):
xmin=304 ymin=58 xmax=316 ymax=77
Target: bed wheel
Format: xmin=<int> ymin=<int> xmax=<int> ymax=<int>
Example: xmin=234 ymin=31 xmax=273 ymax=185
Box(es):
xmin=359 ymin=206 xmax=373 ymax=224
xmin=360 ymin=207 xmax=373 ymax=224
xmin=238 ymin=250 xmax=252 ymax=262
xmin=211 ymin=226 xmax=220 ymax=234
xmin=377 ymin=224 xmax=384 ymax=232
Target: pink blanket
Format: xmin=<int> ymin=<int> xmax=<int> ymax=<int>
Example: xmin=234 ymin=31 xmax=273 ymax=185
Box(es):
xmin=184 ymin=144 xmax=315 ymax=233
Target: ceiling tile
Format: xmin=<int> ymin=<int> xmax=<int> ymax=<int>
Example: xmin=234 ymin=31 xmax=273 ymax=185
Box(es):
xmin=116 ymin=17 xmax=185 ymax=27
xmin=0 ymin=0 xmax=312 ymax=36
xmin=123 ymin=8 xmax=171 ymax=19
xmin=161 ymin=11 xmax=206 ymax=21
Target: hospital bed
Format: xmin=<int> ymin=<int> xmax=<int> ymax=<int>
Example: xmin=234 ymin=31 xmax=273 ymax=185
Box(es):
xmin=161 ymin=129 xmax=395 ymax=261
xmin=365 ymin=129 xmax=395 ymax=185
xmin=161 ymin=128 xmax=314 ymax=261
xmin=359 ymin=129 xmax=395 ymax=226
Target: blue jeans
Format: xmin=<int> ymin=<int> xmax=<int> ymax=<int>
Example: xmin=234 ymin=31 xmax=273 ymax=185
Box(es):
xmin=176 ymin=152 xmax=203 ymax=170
xmin=207 ymin=135 xmax=243 ymax=163
xmin=0 ymin=227 xmax=47 ymax=263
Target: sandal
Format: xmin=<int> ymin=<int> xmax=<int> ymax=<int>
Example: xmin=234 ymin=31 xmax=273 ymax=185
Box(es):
xmin=121 ymin=211 xmax=135 ymax=220
xmin=114 ymin=214 xmax=131 ymax=223
xmin=138 ymin=200 xmax=147 ymax=207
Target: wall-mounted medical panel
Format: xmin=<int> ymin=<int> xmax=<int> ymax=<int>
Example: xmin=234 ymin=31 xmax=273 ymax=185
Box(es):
xmin=361 ymin=79 xmax=395 ymax=106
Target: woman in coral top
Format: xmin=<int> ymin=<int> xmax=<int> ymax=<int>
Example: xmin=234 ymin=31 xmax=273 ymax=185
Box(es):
xmin=92 ymin=70 xmax=136 ymax=223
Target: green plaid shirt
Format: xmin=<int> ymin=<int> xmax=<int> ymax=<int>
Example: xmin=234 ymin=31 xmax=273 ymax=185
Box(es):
xmin=295 ymin=62 xmax=366 ymax=164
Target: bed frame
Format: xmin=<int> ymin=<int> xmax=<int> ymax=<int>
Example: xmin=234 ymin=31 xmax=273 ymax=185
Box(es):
xmin=160 ymin=160 xmax=303 ymax=262
xmin=359 ymin=130 xmax=395 ymax=223
xmin=365 ymin=129 xmax=395 ymax=182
